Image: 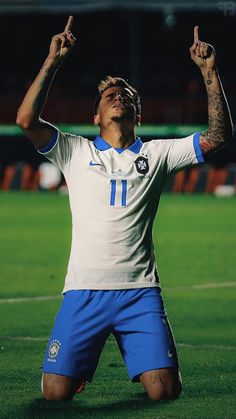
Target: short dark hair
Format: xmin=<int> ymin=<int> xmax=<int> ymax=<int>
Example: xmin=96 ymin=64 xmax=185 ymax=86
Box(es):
xmin=94 ymin=75 xmax=141 ymax=116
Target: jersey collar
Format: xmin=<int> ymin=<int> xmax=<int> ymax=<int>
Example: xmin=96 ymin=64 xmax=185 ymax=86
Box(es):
xmin=93 ymin=136 xmax=143 ymax=154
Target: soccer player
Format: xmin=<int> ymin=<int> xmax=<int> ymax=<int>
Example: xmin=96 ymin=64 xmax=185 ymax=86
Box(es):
xmin=16 ymin=16 xmax=233 ymax=401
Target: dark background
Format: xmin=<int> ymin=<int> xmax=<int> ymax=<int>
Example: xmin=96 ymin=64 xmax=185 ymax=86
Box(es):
xmin=0 ymin=5 xmax=235 ymax=168
xmin=1 ymin=10 xmax=235 ymax=115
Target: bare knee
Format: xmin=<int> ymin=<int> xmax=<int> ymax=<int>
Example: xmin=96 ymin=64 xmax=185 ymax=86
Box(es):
xmin=140 ymin=368 xmax=182 ymax=401
xmin=43 ymin=386 xmax=73 ymax=401
xmin=41 ymin=373 xmax=80 ymax=401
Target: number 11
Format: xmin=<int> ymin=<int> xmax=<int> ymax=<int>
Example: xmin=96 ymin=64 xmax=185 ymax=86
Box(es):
xmin=110 ymin=179 xmax=127 ymax=207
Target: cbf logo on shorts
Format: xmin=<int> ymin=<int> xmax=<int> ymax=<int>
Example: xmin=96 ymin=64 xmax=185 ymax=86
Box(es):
xmin=134 ymin=156 xmax=149 ymax=175
xmin=48 ymin=339 xmax=61 ymax=362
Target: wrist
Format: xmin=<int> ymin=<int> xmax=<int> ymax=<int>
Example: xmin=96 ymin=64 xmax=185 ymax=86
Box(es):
xmin=41 ymin=56 xmax=61 ymax=74
xmin=201 ymin=68 xmax=220 ymax=89
xmin=200 ymin=67 xmax=218 ymax=78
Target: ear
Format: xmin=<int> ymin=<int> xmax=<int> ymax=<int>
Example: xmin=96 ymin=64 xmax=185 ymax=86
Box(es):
xmin=94 ymin=114 xmax=100 ymax=127
xmin=136 ymin=115 xmax=141 ymax=127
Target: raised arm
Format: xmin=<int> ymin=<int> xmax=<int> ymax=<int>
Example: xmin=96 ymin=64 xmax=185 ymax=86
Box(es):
xmin=189 ymin=26 xmax=233 ymax=155
xmin=16 ymin=16 xmax=76 ymax=149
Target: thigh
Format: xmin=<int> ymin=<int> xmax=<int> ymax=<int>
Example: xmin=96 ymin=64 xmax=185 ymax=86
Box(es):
xmin=114 ymin=287 xmax=179 ymax=382
xmin=43 ymin=290 xmax=112 ymax=381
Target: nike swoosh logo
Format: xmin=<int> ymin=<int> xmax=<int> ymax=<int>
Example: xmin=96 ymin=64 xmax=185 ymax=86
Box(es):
xmin=89 ymin=160 xmax=103 ymax=167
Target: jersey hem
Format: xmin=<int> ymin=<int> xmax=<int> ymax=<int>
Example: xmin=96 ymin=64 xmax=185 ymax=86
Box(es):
xmin=62 ymin=283 xmax=161 ymax=293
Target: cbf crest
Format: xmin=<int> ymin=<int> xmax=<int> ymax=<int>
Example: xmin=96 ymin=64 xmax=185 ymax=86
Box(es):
xmin=134 ymin=156 xmax=149 ymax=175
xmin=49 ymin=339 xmax=61 ymax=359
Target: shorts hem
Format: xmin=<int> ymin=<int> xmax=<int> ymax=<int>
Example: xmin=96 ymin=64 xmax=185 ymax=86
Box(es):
xmin=131 ymin=364 xmax=180 ymax=382
xmin=42 ymin=368 xmax=93 ymax=382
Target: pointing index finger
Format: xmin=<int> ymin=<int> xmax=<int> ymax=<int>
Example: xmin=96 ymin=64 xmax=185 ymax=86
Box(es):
xmin=64 ymin=15 xmax=73 ymax=32
xmin=194 ymin=25 xmax=199 ymax=43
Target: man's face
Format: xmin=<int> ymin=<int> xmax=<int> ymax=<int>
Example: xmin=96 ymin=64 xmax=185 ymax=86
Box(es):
xmin=94 ymin=86 xmax=139 ymax=127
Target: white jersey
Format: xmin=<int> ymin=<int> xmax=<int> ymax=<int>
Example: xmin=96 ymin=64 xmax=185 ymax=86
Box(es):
xmin=38 ymin=130 xmax=204 ymax=292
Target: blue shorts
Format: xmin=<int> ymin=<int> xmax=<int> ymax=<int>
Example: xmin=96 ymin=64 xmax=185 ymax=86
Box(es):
xmin=43 ymin=288 xmax=179 ymax=382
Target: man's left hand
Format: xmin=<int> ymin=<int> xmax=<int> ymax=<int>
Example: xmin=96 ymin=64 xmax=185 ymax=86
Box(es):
xmin=189 ymin=26 xmax=216 ymax=70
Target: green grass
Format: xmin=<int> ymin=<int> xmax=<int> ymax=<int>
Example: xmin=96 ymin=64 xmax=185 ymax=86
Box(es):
xmin=0 ymin=192 xmax=236 ymax=418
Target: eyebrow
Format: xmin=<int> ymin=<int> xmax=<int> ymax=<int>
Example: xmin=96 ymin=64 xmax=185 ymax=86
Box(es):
xmin=104 ymin=89 xmax=134 ymax=99
xmin=104 ymin=92 xmax=115 ymax=98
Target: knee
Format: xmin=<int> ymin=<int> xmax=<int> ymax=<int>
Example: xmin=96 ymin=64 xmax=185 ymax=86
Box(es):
xmin=146 ymin=383 xmax=166 ymax=401
xmin=43 ymin=386 xmax=73 ymax=401
xmin=141 ymin=369 xmax=182 ymax=401
xmin=146 ymin=379 xmax=182 ymax=401
xmin=41 ymin=375 xmax=74 ymax=401
xmin=42 ymin=383 xmax=74 ymax=401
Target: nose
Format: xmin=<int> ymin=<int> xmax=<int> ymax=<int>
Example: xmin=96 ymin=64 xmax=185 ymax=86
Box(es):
xmin=114 ymin=92 xmax=123 ymax=102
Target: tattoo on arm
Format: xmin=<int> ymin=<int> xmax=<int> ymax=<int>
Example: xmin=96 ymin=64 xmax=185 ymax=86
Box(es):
xmin=32 ymin=66 xmax=56 ymax=114
xmin=206 ymin=71 xmax=213 ymax=86
xmin=200 ymin=90 xmax=226 ymax=152
xmin=200 ymin=71 xmax=232 ymax=154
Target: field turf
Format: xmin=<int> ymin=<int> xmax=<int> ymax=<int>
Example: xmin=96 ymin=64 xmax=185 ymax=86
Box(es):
xmin=0 ymin=192 xmax=235 ymax=418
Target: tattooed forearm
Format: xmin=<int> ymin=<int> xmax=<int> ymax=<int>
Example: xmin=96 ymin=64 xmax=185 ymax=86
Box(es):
xmin=32 ymin=64 xmax=57 ymax=114
xmin=206 ymin=71 xmax=213 ymax=86
xmin=201 ymin=90 xmax=226 ymax=151
xmin=200 ymin=69 xmax=233 ymax=154
xmin=16 ymin=56 xmax=61 ymax=149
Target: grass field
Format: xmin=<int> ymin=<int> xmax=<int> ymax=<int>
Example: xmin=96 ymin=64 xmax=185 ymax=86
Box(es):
xmin=0 ymin=191 xmax=235 ymax=418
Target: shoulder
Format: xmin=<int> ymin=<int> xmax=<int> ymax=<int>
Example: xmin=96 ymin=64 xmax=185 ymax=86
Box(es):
xmin=141 ymin=138 xmax=174 ymax=154
xmin=56 ymin=131 xmax=92 ymax=154
xmin=60 ymin=131 xmax=90 ymax=144
xmin=145 ymin=134 xmax=198 ymax=150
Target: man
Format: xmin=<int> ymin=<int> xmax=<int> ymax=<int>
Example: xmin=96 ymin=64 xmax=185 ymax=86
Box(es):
xmin=17 ymin=16 xmax=233 ymax=402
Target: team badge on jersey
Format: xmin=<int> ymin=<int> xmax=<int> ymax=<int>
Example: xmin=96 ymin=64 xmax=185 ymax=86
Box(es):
xmin=134 ymin=156 xmax=149 ymax=175
xmin=48 ymin=339 xmax=61 ymax=359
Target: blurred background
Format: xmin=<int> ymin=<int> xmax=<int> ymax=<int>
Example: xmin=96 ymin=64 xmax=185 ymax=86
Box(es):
xmin=0 ymin=0 xmax=235 ymax=193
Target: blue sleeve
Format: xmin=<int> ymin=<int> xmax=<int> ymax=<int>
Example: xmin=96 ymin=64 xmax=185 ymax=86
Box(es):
xmin=38 ymin=128 xmax=58 ymax=153
xmin=193 ymin=132 xmax=205 ymax=163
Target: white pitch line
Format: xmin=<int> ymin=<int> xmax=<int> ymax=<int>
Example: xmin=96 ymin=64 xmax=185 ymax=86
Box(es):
xmin=178 ymin=342 xmax=236 ymax=350
xmin=0 ymin=295 xmax=61 ymax=304
xmin=0 ymin=336 xmax=235 ymax=350
xmin=163 ymin=281 xmax=236 ymax=291
xmin=0 ymin=336 xmax=48 ymax=342
xmin=0 ymin=282 xmax=235 ymax=304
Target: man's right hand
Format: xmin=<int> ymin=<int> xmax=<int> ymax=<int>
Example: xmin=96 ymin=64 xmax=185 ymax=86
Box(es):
xmin=16 ymin=15 xmax=77 ymax=149
xmin=48 ymin=15 xmax=77 ymax=64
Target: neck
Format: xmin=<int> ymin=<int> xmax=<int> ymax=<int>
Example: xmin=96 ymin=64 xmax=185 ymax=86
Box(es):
xmin=99 ymin=124 xmax=136 ymax=149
